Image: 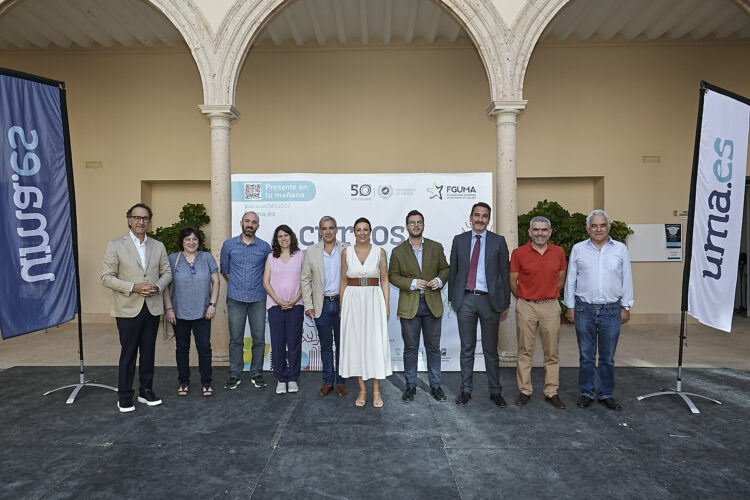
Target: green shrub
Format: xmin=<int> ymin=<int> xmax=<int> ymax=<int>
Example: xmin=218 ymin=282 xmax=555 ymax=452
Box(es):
xmin=148 ymin=203 xmax=210 ymax=255
xmin=518 ymin=200 xmax=632 ymax=260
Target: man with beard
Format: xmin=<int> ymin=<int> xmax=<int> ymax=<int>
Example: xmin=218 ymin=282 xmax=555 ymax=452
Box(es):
xmin=389 ymin=210 xmax=450 ymax=402
xmin=220 ymin=211 xmax=272 ymax=390
xmin=449 ymin=202 xmax=510 ymax=407
xmin=301 ymin=216 xmax=349 ymax=397
xmin=510 ymin=216 xmax=567 ymax=409
xmin=101 ymin=203 xmax=172 ymax=413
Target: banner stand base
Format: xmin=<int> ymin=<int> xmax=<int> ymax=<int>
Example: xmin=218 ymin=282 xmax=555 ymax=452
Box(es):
xmin=43 ymin=362 xmax=117 ymax=405
xmin=637 ymin=383 xmax=722 ymax=415
xmin=637 ymin=312 xmax=722 ymax=414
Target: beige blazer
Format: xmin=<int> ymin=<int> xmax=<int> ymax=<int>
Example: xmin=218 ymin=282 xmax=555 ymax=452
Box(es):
xmin=101 ymin=234 xmax=172 ymax=318
xmin=301 ymin=240 xmax=349 ymax=318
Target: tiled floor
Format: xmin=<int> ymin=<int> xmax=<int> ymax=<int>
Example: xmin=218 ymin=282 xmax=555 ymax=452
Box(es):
xmin=2 ymin=315 xmax=749 ymax=371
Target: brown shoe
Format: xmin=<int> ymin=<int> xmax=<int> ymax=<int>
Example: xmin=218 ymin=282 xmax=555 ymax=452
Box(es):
xmin=515 ymin=392 xmax=530 ymax=406
xmin=545 ymin=394 xmax=567 ymax=409
xmin=336 ymin=383 xmax=347 ymax=397
xmin=318 ymin=384 xmax=333 ymax=397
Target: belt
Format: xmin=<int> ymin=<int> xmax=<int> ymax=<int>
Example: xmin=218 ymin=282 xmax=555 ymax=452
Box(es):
xmin=323 ymin=295 xmax=339 ymax=301
xmin=524 ymin=297 xmax=557 ymax=304
xmin=347 ymin=277 xmax=380 ymax=287
xmin=465 ymin=289 xmax=488 ymax=295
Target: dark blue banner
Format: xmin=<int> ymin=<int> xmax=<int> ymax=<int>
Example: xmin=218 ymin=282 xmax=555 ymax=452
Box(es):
xmin=0 ymin=70 xmax=77 ymax=339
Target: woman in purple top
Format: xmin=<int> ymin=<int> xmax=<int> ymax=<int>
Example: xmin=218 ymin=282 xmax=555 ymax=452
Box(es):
xmin=163 ymin=227 xmax=220 ymax=397
xmin=263 ymin=225 xmax=305 ymax=395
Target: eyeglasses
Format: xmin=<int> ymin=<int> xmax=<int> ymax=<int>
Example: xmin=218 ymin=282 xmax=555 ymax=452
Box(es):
xmin=406 ymin=221 xmax=423 ymax=226
xmin=128 ymin=216 xmax=151 ymax=222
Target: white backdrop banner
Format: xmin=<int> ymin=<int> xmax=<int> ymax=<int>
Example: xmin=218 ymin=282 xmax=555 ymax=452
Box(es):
xmin=230 ymin=172 xmax=493 ymax=372
xmin=687 ymin=89 xmax=750 ymax=332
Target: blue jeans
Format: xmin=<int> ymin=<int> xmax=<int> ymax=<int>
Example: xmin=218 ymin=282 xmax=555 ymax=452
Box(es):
xmin=227 ymin=297 xmax=266 ymax=378
xmin=174 ymin=317 xmax=212 ymax=386
xmin=315 ymin=298 xmax=345 ymax=385
xmin=401 ymin=296 xmax=442 ymax=389
xmin=268 ymin=305 xmax=304 ymax=383
xmin=574 ymin=298 xmax=621 ymax=399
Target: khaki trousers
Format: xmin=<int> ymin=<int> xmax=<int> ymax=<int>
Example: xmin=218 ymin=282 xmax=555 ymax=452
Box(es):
xmin=515 ymin=298 xmax=561 ymax=397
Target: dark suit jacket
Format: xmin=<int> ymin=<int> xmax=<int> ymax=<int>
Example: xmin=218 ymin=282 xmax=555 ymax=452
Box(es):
xmin=389 ymin=238 xmax=450 ymax=319
xmin=448 ymin=230 xmax=510 ymax=313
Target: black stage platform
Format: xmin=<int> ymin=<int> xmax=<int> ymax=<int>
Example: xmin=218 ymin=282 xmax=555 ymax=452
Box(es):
xmin=2 ymin=366 xmax=748 ymax=499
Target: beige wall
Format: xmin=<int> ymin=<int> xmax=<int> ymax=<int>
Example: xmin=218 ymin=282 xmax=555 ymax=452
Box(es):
xmin=0 ymin=47 xmax=207 ymax=318
xmin=2 ymin=37 xmax=750 ymax=322
xmin=520 ymin=38 xmax=750 ymax=317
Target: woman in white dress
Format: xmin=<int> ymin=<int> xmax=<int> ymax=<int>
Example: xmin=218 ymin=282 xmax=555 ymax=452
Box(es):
xmin=339 ymin=217 xmax=392 ymax=407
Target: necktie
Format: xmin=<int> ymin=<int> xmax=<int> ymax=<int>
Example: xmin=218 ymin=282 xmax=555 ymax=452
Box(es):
xmin=466 ymin=235 xmax=481 ymax=290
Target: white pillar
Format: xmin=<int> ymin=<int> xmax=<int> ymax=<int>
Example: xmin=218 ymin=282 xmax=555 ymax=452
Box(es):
xmin=199 ymin=104 xmax=240 ymax=362
xmin=488 ymin=100 xmax=526 ymax=363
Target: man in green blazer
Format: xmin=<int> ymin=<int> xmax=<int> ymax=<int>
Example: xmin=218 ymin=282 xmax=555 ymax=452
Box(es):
xmin=389 ymin=210 xmax=450 ymax=402
xmin=101 ymin=203 xmax=172 ymax=413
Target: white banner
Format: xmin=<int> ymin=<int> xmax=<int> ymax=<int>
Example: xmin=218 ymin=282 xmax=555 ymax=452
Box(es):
xmin=688 ymin=89 xmax=750 ymax=332
xmin=230 ymin=172 xmax=493 ymax=371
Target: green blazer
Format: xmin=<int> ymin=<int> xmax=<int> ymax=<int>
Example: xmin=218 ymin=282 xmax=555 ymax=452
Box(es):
xmin=388 ymin=237 xmax=450 ymax=319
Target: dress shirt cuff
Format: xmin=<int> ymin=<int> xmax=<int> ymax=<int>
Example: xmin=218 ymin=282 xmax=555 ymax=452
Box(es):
xmin=410 ymin=279 xmax=417 ymax=291
xmin=435 ymin=277 xmax=443 ymax=288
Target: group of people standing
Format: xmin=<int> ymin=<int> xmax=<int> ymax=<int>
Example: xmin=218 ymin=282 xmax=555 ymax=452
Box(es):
xmin=101 ymin=202 xmax=633 ymax=414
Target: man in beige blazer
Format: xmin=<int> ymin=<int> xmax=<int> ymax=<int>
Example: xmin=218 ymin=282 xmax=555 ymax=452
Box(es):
xmin=101 ymin=203 xmax=172 ymax=413
xmin=301 ymin=216 xmax=349 ymax=397
xmin=389 ymin=210 xmax=450 ymax=403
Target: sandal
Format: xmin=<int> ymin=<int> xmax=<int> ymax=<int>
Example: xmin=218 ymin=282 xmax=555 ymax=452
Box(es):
xmin=355 ymin=391 xmax=367 ymax=407
xmin=373 ymin=391 xmax=383 ymax=408
xmin=202 ymin=385 xmax=213 ymax=397
xmin=177 ymin=384 xmax=189 ymax=396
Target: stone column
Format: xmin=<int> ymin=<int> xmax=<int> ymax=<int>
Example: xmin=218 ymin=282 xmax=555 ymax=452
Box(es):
xmin=199 ymin=104 xmax=240 ymax=362
xmin=487 ymin=100 xmax=527 ymax=364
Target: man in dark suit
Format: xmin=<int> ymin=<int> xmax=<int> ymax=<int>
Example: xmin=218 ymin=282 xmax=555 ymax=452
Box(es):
xmin=101 ymin=203 xmax=172 ymax=413
xmin=449 ymin=202 xmax=510 ymax=406
xmin=389 ymin=210 xmax=450 ymax=402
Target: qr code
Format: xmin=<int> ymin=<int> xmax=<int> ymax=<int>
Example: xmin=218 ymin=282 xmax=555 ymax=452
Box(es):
xmin=244 ymin=183 xmax=261 ymax=200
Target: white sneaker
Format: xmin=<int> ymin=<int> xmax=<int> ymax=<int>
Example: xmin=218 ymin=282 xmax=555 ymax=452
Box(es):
xmin=288 ymin=381 xmax=299 ymax=393
xmin=276 ymin=382 xmax=287 ymax=394
xmin=117 ymin=402 xmax=135 ymax=413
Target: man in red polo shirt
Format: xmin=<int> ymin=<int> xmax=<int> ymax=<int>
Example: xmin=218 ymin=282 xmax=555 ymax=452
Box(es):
xmin=510 ymin=216 xmax=567 ymax=409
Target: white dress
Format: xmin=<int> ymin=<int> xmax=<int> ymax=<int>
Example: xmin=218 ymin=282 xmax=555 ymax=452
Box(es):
xmin=339 ymin=244 xmax=392 ymax=380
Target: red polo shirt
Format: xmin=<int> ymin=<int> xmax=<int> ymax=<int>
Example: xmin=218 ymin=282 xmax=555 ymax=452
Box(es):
xmin=510 ymin=241 xmax=567 ymax=300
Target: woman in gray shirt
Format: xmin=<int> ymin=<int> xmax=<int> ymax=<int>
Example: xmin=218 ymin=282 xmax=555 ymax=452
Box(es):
xmin=163 ymin=227 xmax=220 ymax=397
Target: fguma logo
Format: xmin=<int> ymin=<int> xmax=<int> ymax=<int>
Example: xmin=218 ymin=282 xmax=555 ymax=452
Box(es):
xmin=8 ymin=125 xmax=55 ymax=283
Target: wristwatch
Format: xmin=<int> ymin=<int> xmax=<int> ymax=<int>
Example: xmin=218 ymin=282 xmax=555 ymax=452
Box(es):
xmin=622 ymin=306 xmax=630 ymax=311
xmin=209 ymin=302 xmax=217 ymax=307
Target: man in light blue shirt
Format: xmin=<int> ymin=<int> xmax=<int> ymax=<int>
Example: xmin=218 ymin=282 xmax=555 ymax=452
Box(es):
xmin=220 ymin=211 xmax=272 ymax=390
xmin=564 ymin=210 xmax=634 ymax=411
xmin=301 ymin=216 xmax=349 ymax=397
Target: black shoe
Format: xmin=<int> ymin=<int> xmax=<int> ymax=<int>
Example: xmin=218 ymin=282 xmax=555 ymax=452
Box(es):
xmin=250 ymin=375 xmax=268 ymax=388
xmin=224 ymin=377 xmax=241 ymax=390
xmin=430 ymin=387 xmax=447 ymax=402
xmin=137 ymin=389 xmax=162 ymax=406
xmin=402 ymin=386 xmax=416 ymax=402
xmin=490 ymin=393 xmax=507 ymax=407
xmin=598 ymin=397 xmax=622 ymax=411
xmin=545 ymin=394 xmax=567 ymax=409
xmin=456 ymin=392 xmax=471 ymax=405
xmin=576 ymin=395 xmax=593 ymax=408
xmin=515 ymin=392 xmax=530 ymax=406
xmin=117 ymin=401 xmax=135 ymax=413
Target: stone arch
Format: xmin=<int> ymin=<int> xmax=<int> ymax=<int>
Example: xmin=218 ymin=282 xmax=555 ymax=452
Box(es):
xmin=209 ymin=0 xmax=511 ymax=106
xmin=0 ymin=0 xmax=215 ymax=105
xmin=507 ymin=0 xmax=570 ymax=100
